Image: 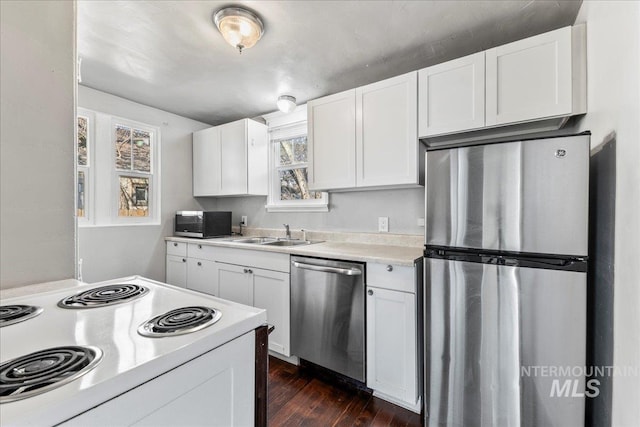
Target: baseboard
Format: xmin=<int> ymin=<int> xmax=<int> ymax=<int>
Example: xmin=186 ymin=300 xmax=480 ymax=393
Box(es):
xmin=268 ymin=351 xmax=299 ymax=365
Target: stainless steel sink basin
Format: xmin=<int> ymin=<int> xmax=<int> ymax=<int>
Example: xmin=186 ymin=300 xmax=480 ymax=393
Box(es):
xmin=229 ymin=237 xmax=321 ymax=247
xmin=262 ymin=239 xmax=316 ymax=247
xmin=231 ymin=237 xmax=278 ymax=244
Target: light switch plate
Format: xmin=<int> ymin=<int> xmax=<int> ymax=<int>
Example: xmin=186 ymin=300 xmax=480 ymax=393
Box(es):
xmin=417 ymin=217 xmax=425 ymax=227
xmin=378 ymin=217 xmax=389 ymax=233
xmin=241 ymin=216 xmax=247 ymax=226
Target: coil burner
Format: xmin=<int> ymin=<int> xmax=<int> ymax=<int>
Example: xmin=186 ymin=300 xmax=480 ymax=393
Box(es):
xmin=58 ymin=284 xmax=149 ymax=309
xmin=138 ymin=306 xmax=222 ymax=338
xmin=0 ymin=346 xmax=102 ymax=402
xmin=0 ymin=305 xmax=43 ymax=327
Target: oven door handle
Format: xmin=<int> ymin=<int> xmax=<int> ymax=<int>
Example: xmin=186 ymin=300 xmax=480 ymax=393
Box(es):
xmin=292 ymin=261 xmax=362 ymax=276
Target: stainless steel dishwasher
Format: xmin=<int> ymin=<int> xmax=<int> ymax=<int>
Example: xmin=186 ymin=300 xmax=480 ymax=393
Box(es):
xmin=290 ymin=256 xmax=365 ymax=382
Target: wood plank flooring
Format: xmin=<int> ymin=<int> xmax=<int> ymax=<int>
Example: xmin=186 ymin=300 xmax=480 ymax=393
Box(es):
xmin=268 ymin=356 xmax=423 ymax=427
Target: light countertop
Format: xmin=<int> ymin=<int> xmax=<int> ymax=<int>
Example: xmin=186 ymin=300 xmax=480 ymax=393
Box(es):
xmin=165 ymin=236 xmax=423 ymax=266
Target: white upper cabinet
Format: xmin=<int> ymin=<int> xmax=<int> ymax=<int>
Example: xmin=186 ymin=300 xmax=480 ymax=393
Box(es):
xmin=486 ymin=26 xmax=576 ymax=126
xmin=356 ymin=72 xmax=419 ymax=187
xmin=308 ymin=72 xmax=421 ymax=191
xmin=307 ymin=89 xmax=357 ymax=190
xmin=418 ymin=25 xmax=586 ymax=138
xmin=192 ymin=118 xmax=268 ymax=197
xmin=418 ymin=52 xmax=485 ymax=136
xmin=192 ymin=127 xmax=221 ymax=196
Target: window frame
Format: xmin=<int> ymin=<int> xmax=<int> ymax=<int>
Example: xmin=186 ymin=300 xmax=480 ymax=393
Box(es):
xmin=76 ymin=108 xmax=95 ymax=225
xmin=110 ymin=117 xmax=160 ymax=225
xmin=264 ymin=106 xmax=328 ymax=212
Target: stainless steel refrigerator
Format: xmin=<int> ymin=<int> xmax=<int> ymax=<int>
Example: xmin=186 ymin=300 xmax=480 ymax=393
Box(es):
xmin=424 ymin=133 xmax=590 ymax=427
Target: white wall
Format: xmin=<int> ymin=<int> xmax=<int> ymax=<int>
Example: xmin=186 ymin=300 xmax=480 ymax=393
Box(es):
xmin=77 ymin=86 xmax=209 ymax=282
xmin=202 ymin=187 xmax=425 ymax=235
xmin=575 ymin=2 xmax=640 ymax=426
xmin=0 ymin=1 xmax=76 ymax=289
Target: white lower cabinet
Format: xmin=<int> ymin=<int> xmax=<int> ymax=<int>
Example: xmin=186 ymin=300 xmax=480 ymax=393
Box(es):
xmin=187 ymin=258 xmax=219 ymax=296
xmin=366 ymin=262 xmax=420 ymax=412
xmin=217 ymin=263 xmax=253 ymax=306
xmin=165 ymin=255 xmax=187 ymax=288
xmin=252 ymin=269 xmax=290 ymax=356
xmin=166 ymin=242 xmax=291 ymax=357
xmin=217 ymin=262 xmax=291 ymax=356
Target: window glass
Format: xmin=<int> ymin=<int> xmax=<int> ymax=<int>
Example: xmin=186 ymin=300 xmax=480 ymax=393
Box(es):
xmin=78 ymin=116 xmax=88 ymax=166
xmin=77 ymin=170 xmax=85 ymax=217
xmin=275 ymin=135 xmax=322 ymax=201
xmin=115 ymin=125 xmax=132 ymax=170
xmin=132 ymin=129 xmax=151 ymax=172
xmin=118 ymin=176 xmax=149 ymax=217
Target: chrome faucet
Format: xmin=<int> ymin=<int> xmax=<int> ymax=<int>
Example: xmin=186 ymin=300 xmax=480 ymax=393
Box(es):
xmin=283 ymin=223 xmax=291 ymax=240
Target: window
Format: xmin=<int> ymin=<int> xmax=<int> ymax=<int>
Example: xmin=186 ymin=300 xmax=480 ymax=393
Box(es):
xmin=76 ymin=111 xmax=92 ymax=223
xmin=111 ymin=118 xmax=159 ymax=224
xmin=265 ymin=107 xmax=328 ymax=212
xmin=75 ymin=109 xmax=160 ymax=226
xmin=113 ymin=122 xmax=153 ymax=218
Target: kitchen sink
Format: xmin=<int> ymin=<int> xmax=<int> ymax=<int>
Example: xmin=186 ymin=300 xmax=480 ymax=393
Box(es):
xmin=230 ymin=237 xmax=320 ymax=247
xmin=231 ymin=237 xmax=278 ymax=244
xmin=262 ymin=239 xmax=317 ymax=247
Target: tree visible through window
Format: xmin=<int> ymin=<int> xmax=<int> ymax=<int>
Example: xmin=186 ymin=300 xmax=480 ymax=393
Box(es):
xmin=276 ymin=136 xmax=322 ymax=201
xmin=77 ymin=116 xmax=89 ymax=218
xmin=114 ymin=123 xmax=153 ymax=218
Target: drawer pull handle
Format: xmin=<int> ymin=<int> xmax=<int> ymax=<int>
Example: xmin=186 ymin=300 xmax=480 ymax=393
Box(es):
xmin=244 ymin=268 xmax=253 ymax=274
xmin=198 ymin=244 xmax=202 ymax=249
xmin=367 ymin=289 xmax=374 ymax=296
xmin=386 ymin=265 xmax=393 ymax=272
xmin=173 ymin=243 xmax=178 ymax=247
xmin=182 ymin=258 xmax=186 ymax=263
xmin=197 ymin=261 xmax=202 ymax=266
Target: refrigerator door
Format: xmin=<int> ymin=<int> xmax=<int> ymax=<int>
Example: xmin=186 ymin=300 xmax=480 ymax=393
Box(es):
xmin=425 ymin=257 xmax=586 ymax=427
xmin=425 ymin=135 xmax=589 ymax=256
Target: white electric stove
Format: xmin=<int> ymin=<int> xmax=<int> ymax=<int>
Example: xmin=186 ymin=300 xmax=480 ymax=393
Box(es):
xmin=0 ymin=276 xmax=267 ymax=426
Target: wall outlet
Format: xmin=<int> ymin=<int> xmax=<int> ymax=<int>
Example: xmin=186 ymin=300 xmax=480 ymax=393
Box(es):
xmin=417 ymin=217 xmax=425 ymax=227
xmin=378 ymin=216 xmax=389 ymax=233
xmin=240 ymin=216 xmax=247 ymax=226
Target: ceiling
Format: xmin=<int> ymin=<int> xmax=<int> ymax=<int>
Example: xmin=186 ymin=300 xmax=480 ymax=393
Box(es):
xmin=78 ymin=0 xmax=582 ymax=126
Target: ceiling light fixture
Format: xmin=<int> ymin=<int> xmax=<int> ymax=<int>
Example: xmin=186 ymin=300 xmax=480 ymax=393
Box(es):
xmin=213 ymin=7 xmax=264 ymax=54
xmin=277 ymin=95 xmax=297 ymax=113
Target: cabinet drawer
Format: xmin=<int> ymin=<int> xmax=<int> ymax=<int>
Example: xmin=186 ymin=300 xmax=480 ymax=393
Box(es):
xmin=187 ymin=243 xmax=221 ymax=261
xmin=167 ymin=241 xmax=187 ymax=257
xmin=367 ymin=263 xmax=415 ymax=293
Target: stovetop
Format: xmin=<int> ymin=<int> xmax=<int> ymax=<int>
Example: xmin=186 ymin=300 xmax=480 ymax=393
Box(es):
xmin=0 ymin=276 xmax=266 ymax=426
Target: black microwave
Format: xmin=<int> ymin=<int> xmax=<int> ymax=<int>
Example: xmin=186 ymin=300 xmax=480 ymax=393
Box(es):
xmin=174 ymin=211 xmax=232 ymax=238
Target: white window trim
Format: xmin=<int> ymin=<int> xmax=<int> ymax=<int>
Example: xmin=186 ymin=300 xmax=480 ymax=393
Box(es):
xmin=264 ymin=106 xmax=328 ymax=213
xmin=78 ymin=109 xmax=161 ymax=227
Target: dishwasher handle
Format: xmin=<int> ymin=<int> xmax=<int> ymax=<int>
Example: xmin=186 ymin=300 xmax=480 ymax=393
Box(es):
xmin=292 ymin=260 xmax=362 ymax=276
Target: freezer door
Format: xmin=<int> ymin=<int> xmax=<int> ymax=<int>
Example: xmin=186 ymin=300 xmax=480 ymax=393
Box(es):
xmin=425 ymin=135 xmax=589 ymax=256
xmin=425 ymin=258 xmax=586 ymax=427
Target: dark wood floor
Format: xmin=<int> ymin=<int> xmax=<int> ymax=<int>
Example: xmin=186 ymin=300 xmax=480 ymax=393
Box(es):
xmin=268 ymin=356 xmax=423 ymax=426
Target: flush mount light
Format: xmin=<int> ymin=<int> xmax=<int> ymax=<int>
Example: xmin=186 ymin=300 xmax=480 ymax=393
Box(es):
xmin=277 ymin=95 xmax=297 ymax=113
xmin=213 ymin=7 xmax=264 ymax=54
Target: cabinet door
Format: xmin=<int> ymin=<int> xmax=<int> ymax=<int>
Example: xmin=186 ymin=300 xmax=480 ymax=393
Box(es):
xmin=192 ymin=127 xmax=221 ymax=196
xmin=356 ymin=72 xmax=418 ymax=187
xmin=219 ymin=119 xmax=247 ymax=196
xmin=217 ymin=262 xmax=253 ymax=306
xmin=307 ymin=89 xmax=357 ymax=190
xmin=418 ymin=52 xmax=485 ymax=137
xmin=246 ymin=119 xmax=269 ymax=195
xmin=166 ymin=255 xmax=187 ymax=288
xmin=252 ymin=269 xmax=290 ymax=356
xmin=187 ymin=258 xmax=219 ymax=296
xmin=366 ymin=286 xmax=417 ymax=405
xmin=486 ymin=26 xmax=572 ymax=126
